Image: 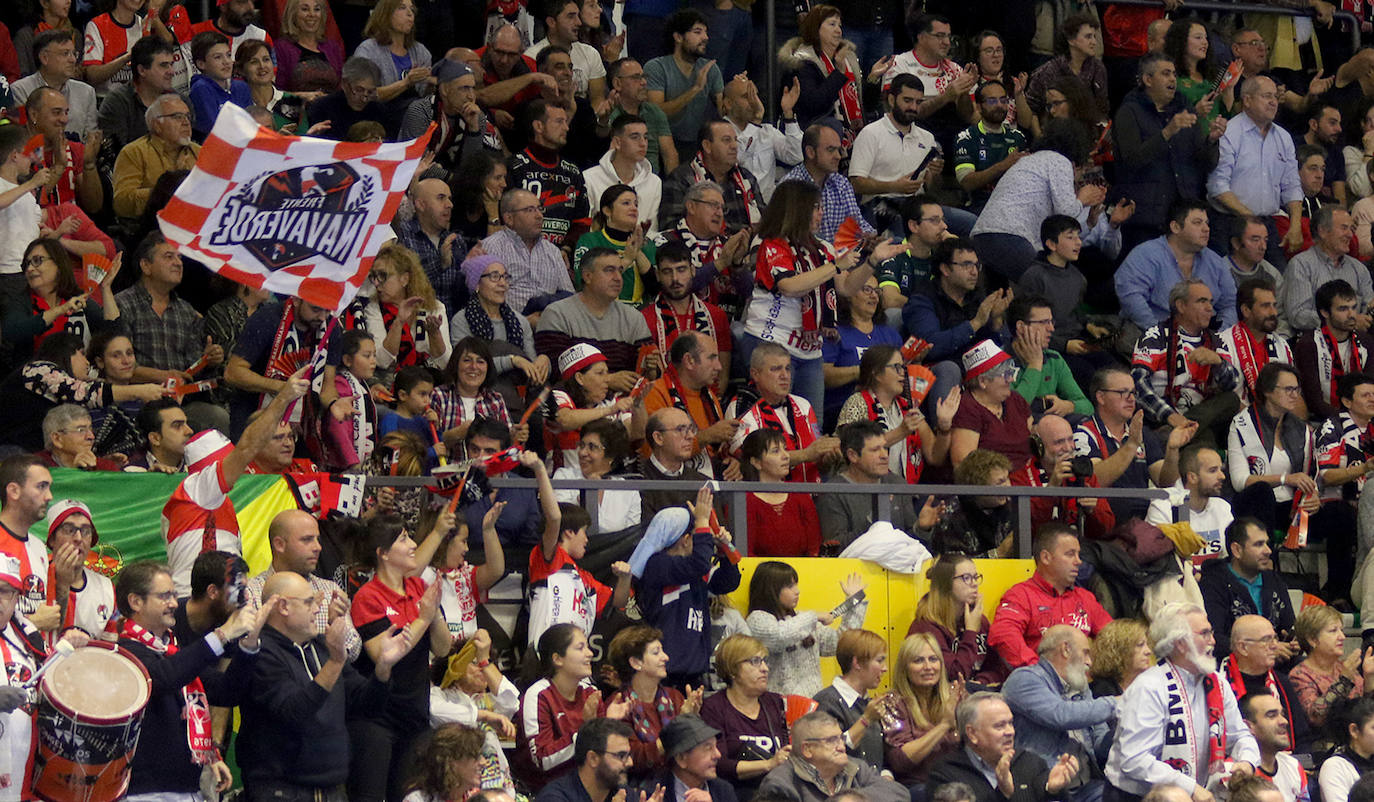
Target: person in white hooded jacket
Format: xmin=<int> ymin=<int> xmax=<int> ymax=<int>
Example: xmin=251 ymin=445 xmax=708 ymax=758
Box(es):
xmin=583 ymin=115 xmax=663 ymax=237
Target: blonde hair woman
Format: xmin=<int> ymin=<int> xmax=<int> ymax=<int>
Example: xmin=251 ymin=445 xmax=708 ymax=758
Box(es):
xmin=357 ymin=243 xmax=451 ymax=390
xmin=878 ymin=632 xmax=963 ymax=786
xmin=1088 ymin=618 xmax=1153 ymax=698
xmin=698 ymin=634 xmax=792 ymax=801
xmin=274 ymin=0 xmax=344 ymax=92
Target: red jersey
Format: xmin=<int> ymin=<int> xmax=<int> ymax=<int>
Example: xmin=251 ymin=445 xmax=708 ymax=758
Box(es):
xmin=350 ymin=574 xmax=424 ymax=630
xmin=527 ymin=544 xmax=611 ymax=618
xmin=518 ymin=677 xmax=594 ymax=789
xmin=988 ymin=573 xmax=1112 ymax=667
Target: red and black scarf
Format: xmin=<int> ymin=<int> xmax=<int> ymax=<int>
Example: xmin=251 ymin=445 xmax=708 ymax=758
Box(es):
xmin=650 ymin=294 xmax=718 ymax=358
xmin=751 ymin=396 xmax=818 ymax=482
xmin=1160 ymin=659 xmax=1228 ymax=783
xmin=819 ymin=50 xmax=861 ymax=146
xmin=1223 ymin=654 xmax=1295 ymax=750
xmin=1230 ymin=322 xmax=1270 ymax=398
xmin=120 ymin=620 xmax=217 ymax=765
xmin=860 ymin=390 xmax=923 ymax=483
xmin=380 ymin=302 xmax=418 ymax=368
xmin=1320 ymin=325 xmax=1363 ymax=407
xmin=689 ymin=153 xmax=761 ymax=225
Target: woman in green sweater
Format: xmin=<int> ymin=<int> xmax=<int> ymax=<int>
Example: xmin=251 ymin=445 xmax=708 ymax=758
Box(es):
xmin=572 ymin=184 xmax=656 ymax=305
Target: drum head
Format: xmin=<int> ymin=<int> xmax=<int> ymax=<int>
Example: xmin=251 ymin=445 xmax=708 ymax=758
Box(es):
xmin=41 ymin=643 xmax=151 ymax=724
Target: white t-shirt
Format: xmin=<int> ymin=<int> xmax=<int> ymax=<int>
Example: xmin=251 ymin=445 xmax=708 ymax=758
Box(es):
xmin=552 ymin=465 xmax=642 ymax=533
xmin=419 ymin=564 xmax=481 ymax=641
xmin=1145 ymin=483 xmax=1234 ymax=565
xmin=524 ymin=39 xmax=605 ymax=98
xmin=71 ymin=569 xmax=115 ymax=638
xmin=0 ymin=178 xmax=42 ymax=276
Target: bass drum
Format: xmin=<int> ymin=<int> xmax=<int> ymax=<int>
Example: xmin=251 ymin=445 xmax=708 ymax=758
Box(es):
xmin=33 ymin=641 xmax=152 ymax=802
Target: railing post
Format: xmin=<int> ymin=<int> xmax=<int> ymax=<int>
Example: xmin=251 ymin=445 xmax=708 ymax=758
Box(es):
xmin=1017 ymin=496 xmax=1033 ymax=558
xmin=732 ymin=490 xmax=748 ymax=555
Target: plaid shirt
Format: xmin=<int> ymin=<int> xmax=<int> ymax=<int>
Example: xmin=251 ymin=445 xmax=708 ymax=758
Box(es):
xmin=394 ymin=216 xmax=469 ymax=313
xmin=782 ymin=163 xmax=874 ymax=243
xmin=113 ymin=282 xmax=205 ymax=371
xmin=479 ymin=228 xmax=574 ymax=316
xmin=245 ymin=567 xmax=361 ymax=662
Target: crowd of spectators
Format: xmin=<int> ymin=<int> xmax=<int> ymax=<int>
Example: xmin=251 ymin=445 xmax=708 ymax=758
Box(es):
xmin=5 ymin=0 xmax=1374 ymax=799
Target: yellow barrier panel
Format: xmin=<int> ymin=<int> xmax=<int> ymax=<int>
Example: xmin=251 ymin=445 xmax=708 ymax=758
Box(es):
xmin=726 ymin=558 xmax=1035 ymax=693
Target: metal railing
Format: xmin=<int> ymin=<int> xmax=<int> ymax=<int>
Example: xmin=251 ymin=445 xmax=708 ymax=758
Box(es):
xmin=1092 ymin=0 xmax=1363 ymax=54
xmin=363 ymin=475 xmax=1167 ymax=558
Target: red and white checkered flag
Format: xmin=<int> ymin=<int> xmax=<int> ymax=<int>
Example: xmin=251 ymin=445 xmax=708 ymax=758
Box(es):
xmin=157 ymin=103 xmax=434 ymax=312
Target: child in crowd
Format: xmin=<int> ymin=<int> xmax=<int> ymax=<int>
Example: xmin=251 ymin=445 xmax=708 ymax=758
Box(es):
xmin=323 ymin=329 xmax=380 ymax=471
xmin=744 ymin=561 xmax=868 ymax=698
xmin=187 ymin=31 xmax=250 ymax=140
xmin=379 ymin=365 xmax=446 ymax=468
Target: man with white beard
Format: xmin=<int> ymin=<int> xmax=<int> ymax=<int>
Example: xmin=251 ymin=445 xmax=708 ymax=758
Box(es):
xmin=1003 ymin=626 xmax=1117 ymax=802
xmin=1105 ymin=602 xmax=1260 ymax=802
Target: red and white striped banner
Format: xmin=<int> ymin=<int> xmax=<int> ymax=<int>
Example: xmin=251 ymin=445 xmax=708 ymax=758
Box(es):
xmin=157 ymin=103 xmax=433 ymax=312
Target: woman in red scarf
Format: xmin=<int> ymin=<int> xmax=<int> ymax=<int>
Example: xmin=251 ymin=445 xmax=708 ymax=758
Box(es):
xmin=357 ymin=242 xmax=452 ymax=390
xmin=778 ymin=6 xmax=891 ymax=148
xmin=2 ymin=238 xmax=122 ymax=366
xmin=836 ymin=345 xmax=958 ymax=484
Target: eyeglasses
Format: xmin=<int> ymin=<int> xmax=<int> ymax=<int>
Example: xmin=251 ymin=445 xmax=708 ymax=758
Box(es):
xmin=510 ymin=204 xmax=541 ymax=215
xmin=667 ymin=423 xmax=699 ymax=437
xmin=805 ymin=735 xmax=846 ymax=747
xmin=980 ymin=46 xmax=1004 ymax=55
xmin=22 ymin=255 xmax=51 ymax=269
xmin=368 ymin=271 xmax=395 ymax=284
xmin=1099 ymin=388 xmax=1135 ymax=399
xmin=578 ymin=440 xmax=606 ymax=452
xmin=858 ymin=285 xmax=879 ymax=296
xmin=885 ymin=362 xmax=905 ymax=372
xmin=1026 ymin=317 xmax=1055 ymax=327
xmin=950 ymin=260 xmax=981 ymax=270
xmin=1234 ymin=39 xmax=1266 ymax=47
xmin=55 ymin=523 xmax=94 ymax=538
xmin=280 ymin=595 xmax=317 ymax=607
xmin=598 ymin=750 xmax=633 ymax=762
xmin=481 ymin=271 xmax=510 ymax=283
xmin=1275 ymin=385 xmax=1301 ymax=395
xmin=738 ymin=655 xmax=767 ymax=668
xmin=618 ymin=72 xmax=647 ymax=81
xmin=157 ymin=112 xmax=191 ymax=122
xmin=954 ymin=572 xmax=983 ymax=584
xmin=141 ymin=590 xmax=177 ymax=602
xmin=1240 ymin=635 xmax=1277 ymax=645
xmin=688 ymin=198 xmax=725 ymax=211
xmin=59 ymin=425 xmax=92 ymax=436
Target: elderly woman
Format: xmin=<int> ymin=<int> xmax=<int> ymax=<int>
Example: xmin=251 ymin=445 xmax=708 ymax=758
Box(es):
xmin=1228 ymin=362 xmax=1318 ymax=535
xmin=1088 ymin=618 xmax=1154 ymax=698
xmin=273 ymin=0 xmax=345 ymax=92
xmin=0 ymin=333 xmax=165 ymax=451
xmin=837 ymin=345 xmax=958 ymax=484
xmin=878 ymin=632 xmax=962 ymax=788
xmin=357 ymin=242 xmax=451 ymax=389
xmin=553 ymin=419 xmax=642 ymax=535
xmin=1290 ymin=605 xmax=1374 ymax=734
xmin=908 ymin=554 xmax=1008 ymax=688
xmin=699 ymin=634 xmax=793 ymax=801
xmin=354 ymin=0 xmax=432 ymax=109
xmin=4 ymin=239 xmax=123 ymax=366
xmin=450 ymin=254 xmax=548 ymax=390
xmin=603 ymin=625 xmax=698 ymax=780
xmin=949 ymin=340 xmax=1033 ymax=469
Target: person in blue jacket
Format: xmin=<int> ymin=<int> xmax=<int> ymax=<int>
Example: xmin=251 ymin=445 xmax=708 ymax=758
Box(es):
xmin=629 ymin=485 xmax=741 ymax=690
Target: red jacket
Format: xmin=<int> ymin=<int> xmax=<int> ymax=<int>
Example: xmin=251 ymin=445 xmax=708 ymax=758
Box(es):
xmin=988 ymin=574 xmax=1112 ymax=668
xmin=1009 ymin=463 xmax=1116 ymax=540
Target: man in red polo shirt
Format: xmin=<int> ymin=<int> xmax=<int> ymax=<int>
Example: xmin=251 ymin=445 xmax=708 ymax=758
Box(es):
xmin=989 ymin=522 xmax=1113 ymax=667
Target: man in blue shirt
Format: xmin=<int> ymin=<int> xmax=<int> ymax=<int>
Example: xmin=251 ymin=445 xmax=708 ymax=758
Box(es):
xmin=1207 ymin=75 xmax=1303 ymax=266
xmin=1115 ymin=199 xmax=1238 ymax=333
xmin=645 ymin=9 xmax=724 ymax=158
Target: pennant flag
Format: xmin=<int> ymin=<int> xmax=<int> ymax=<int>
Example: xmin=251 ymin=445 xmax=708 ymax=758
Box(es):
xmin=157 ymin=103 xmax=434 ymax=313
xmin=31 ymin=469 xmax=300 ymax=577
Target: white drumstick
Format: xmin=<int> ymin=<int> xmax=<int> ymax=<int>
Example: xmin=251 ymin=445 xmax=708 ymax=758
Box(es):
xmin=26 ymin=639 xmax=75 ymax=690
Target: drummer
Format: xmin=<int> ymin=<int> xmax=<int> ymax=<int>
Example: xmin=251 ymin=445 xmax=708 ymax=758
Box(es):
xmin=0 ymin=553 xmax=88 ymax=801
xmin=43 ymin=500 xmax=115 ymax=641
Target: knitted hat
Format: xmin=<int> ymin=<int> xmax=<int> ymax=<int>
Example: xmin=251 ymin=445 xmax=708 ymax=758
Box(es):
xmin=433 ymin=58 xmax=473 ymax=85
xmin=461 ymin=254 xmax=502 ymax=293
xmin=185 ymin=429 xmax=234 ymax=474
xmin=962 ymin=339 xmax=1013 ymax=383
xmin=558 ymin=343 xmax=607 ymax=380
xmin=46 ymin=498 xmax=98 ymax=546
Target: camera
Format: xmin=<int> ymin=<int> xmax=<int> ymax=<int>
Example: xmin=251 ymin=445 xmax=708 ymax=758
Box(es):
xmin=1066 ymin=456 xmax=1095 ymax=486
